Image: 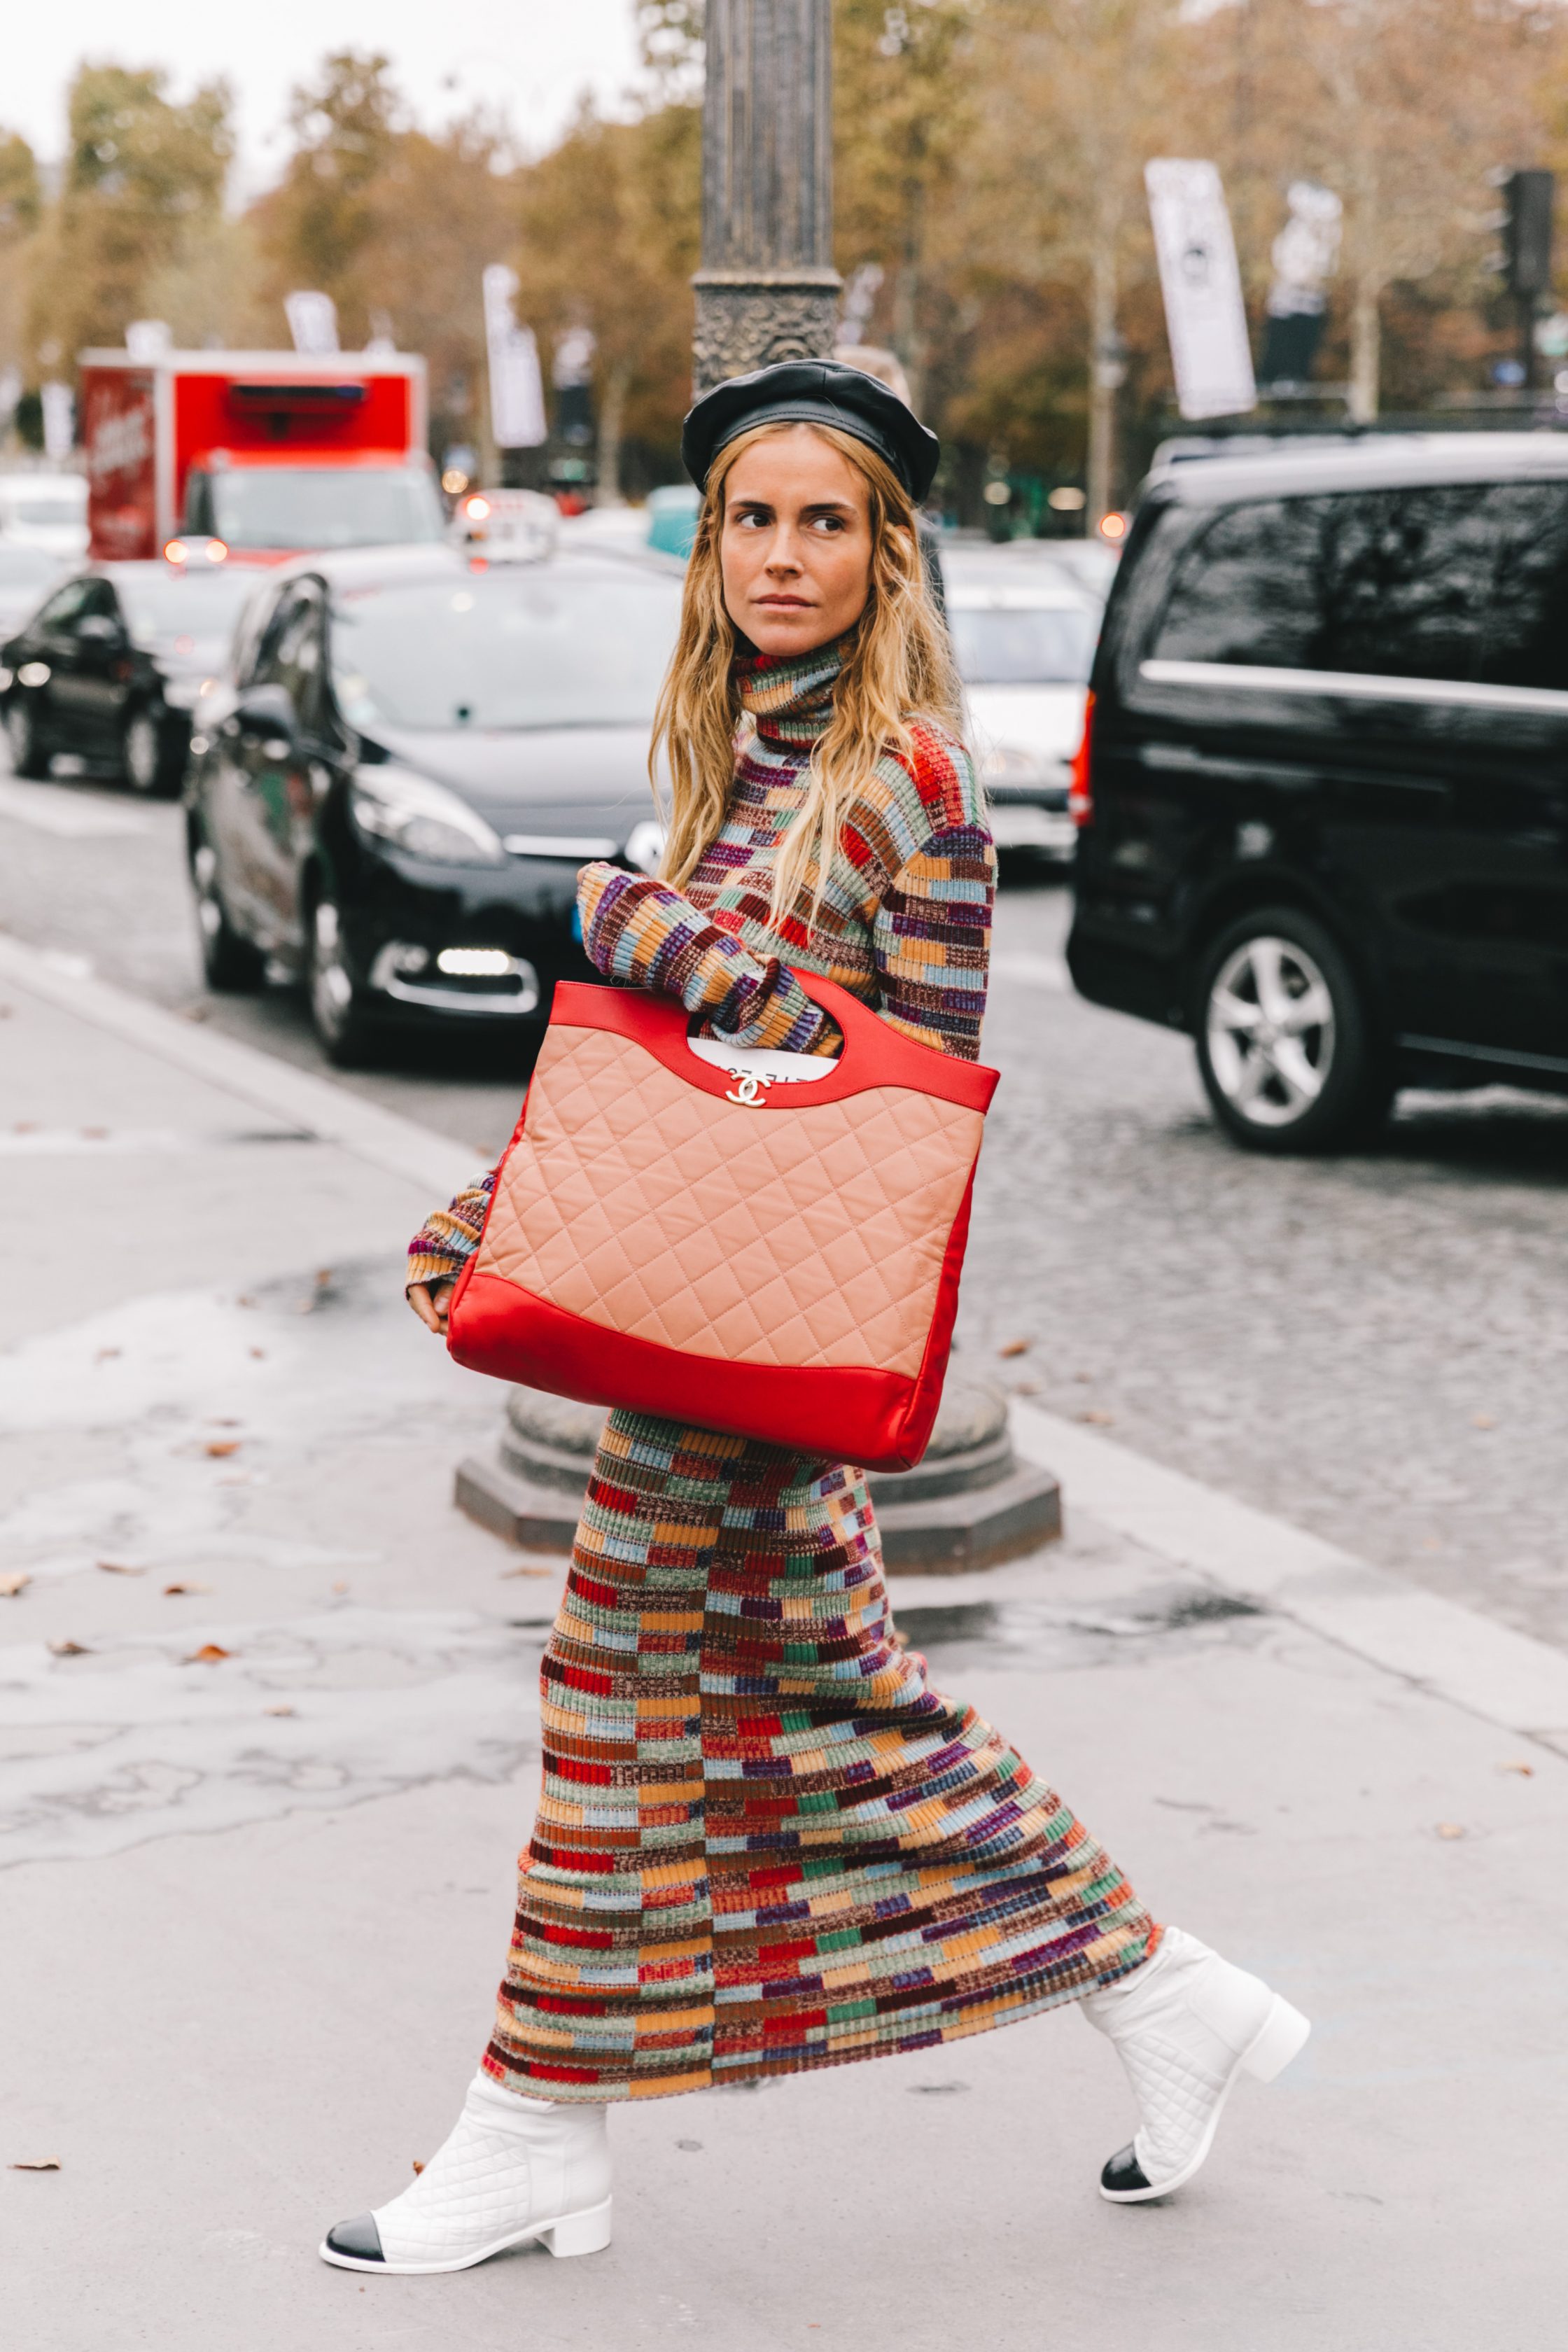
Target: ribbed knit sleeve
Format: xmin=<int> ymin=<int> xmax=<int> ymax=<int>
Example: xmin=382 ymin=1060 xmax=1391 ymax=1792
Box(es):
xmin=577 ymin=862 xmax=834 ymax=1055
xmin=872 ymin=821 xmax=994 ymax=1059
xmin=407 ymin=1171 xmax=494 ymax=1288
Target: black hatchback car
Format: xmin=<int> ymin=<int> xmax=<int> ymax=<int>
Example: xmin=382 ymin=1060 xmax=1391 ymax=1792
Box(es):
xmin=184 ymin=541 xmax=682 ymax=1060
xmin=1 ymin=553 xmax=262 ymax=792
xmin=1068 ymin=434 xmax=1568 ymax=1149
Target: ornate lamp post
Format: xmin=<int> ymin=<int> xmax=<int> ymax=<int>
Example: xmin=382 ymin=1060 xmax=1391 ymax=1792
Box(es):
xmin=691 ymin=0 xmax=841 ymax=392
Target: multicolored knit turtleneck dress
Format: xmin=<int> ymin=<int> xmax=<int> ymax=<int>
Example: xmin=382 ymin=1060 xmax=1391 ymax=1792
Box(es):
xmin=407 ymin=639 xmax=1157 ymax=2101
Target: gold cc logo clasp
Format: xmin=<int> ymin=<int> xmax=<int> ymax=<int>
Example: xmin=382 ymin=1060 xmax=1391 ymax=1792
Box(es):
xmin=724 ymin=1070 xmax=771 ymax=1107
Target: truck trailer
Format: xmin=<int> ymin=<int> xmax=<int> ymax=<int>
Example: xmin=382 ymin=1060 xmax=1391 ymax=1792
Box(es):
xmin=78 ymin=349 xmax=440 ymax=563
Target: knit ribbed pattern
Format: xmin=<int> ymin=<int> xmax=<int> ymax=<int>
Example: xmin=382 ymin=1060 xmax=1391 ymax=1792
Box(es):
xmin=409 ymin=641 xmax=1154 ymax=2100
xmin=484 ymin=1413 xmax=1155 ymax=2101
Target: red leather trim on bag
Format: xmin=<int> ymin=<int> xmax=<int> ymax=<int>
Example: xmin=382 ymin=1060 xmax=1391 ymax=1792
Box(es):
xmin=449 ymin=1273 xmax=951 ymax=1472
xmin=550 ymin=975 xmax=999 ymax=1116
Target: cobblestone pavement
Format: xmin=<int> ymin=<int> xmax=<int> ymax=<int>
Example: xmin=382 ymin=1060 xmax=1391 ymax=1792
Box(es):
xmin=3 ymin=765 xmax=1567 ymax=1646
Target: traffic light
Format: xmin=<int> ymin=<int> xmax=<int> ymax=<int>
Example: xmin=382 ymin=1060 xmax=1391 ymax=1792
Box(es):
xmin=1502 ymin=169 xmax=1555 ymax=300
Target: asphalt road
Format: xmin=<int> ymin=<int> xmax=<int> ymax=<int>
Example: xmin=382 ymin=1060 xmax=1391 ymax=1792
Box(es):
xmin=4 ymin=758 xmax=1567 ymax=1648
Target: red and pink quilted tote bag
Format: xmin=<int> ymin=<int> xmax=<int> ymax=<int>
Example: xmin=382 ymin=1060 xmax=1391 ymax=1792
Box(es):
xmin=446 ymin=972 xmax=998 ymax=1472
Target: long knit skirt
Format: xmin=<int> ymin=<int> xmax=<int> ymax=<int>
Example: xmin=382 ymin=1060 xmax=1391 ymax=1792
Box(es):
xmin=483 ymin=1408 xmax=1157 ymax=2102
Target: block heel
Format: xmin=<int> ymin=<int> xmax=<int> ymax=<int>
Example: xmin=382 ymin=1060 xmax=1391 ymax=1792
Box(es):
xmin=1240 ymin=1994 xmax=1311 ymax=2084
xmin=540 ymin=2197 xmax=613 ymax=2258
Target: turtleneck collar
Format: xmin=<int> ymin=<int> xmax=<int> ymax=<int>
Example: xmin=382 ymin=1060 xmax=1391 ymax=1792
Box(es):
xmin=734 ymin=633 xmax=852 ymax=744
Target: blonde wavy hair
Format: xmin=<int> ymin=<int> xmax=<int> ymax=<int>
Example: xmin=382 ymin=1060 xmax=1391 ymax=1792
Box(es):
xmin=651 ymin=421 xmax=965 ymax=926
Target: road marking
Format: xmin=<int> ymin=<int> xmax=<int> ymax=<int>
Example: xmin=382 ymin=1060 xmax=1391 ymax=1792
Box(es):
xmin=990 ymin=950 xmax=1070 ymax=991
xmin=1011 ymin=1401 xmax=1568 ymax=1749
xmin=0 ymin=778 xmax=155 ymax=839
xmin=0 ymin=934 xmax=475 ymax=1196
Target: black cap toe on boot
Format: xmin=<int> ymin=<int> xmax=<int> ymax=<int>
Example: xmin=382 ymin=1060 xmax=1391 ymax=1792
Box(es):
xmin=325 ymin=2213 xmax=385 ymax=2262
xmin=1100 ymin=2144 xmax=1156 ymax=2201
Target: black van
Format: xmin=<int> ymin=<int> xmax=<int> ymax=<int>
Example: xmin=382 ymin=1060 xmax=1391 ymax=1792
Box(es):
xmin=1067 ymin=435 xmax=1568 ymax=1149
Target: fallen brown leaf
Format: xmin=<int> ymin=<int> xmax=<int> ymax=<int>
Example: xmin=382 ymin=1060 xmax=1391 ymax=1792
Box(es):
xmin=236 ymin=1294 xmax=255 ymax=1308
xmin=248 ymin=1348 xmax=266 ymax=1360
xmin=0 ymin=1571 xmax=30 ymax=1598
xmin=204 ymin=1440 xmax=241 ymax=1458
xmin=94 ymin=1347 xmax=121 ymax=1362
xmin=997 ymin=1338 xmax=1030 ymax=1359
xmin=163 ymin=1582 xmax=211 ymax=1597
xmin=1499 ymin=1760 xmax=1535 ymax=1777
xmin=1077 ymin=1408 xmax=1115 ymax=1426
xmin=412 ymin=2160 xmax=426 ymax=2176
xmin=185 ymin=1643 xmax=232 ymax=1664
xmin=10 ymin=2158 xmax=60 ymax=2171
xmin=48 ymin=1639 xmax=89 ymax=1657
xmin=264 ymin=1703 xmax=295 ymax=1717
xmin=1436 ymin=1821 xmax=1466 ymax=1840
xmin=331 ymin=1581 xmax=349 ymax=1595
xmin=97 ymin=1560 xmax=144 ymax=1576
xmin=1471 ymin=1412 xmax=1497 ymax=1431
xmin=500 ymin=1564 xmax=552 ymax=1578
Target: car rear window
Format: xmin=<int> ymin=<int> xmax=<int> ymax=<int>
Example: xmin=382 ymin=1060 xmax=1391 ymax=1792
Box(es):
xmin=948 ymin=602 xmax=1097 ymax=685
xmin=1150 ymin=485 xmax=1524 ymax=685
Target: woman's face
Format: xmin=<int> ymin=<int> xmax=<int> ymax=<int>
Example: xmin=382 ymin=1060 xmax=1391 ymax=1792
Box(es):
xmin=719 ymin=426 xmax=874 ymax=657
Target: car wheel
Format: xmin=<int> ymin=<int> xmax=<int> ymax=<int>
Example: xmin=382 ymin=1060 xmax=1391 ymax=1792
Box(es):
xmin=190 ymin=838 xmax=265 ymax=991
xmin=307 ymin=897 xmax=379 ymax=1066
xmin=1195 ymin=906 xmax=1392 ymax=1155
xmin=122 ymin=706 xmax=176 ymax=795
xmin=6 ymin=695 xmax=51 ymax=779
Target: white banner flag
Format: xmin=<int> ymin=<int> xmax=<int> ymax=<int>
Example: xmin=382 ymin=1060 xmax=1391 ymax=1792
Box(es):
xmin=285 ymin=291 xmax=340 ymax=355
xmin=483 ymin=265 xmax=547 ymax=450
xmin=1144 ymin=159 xmax=1256 ymax=421
xmin=40 ymin=382 xmax=75 ymax=460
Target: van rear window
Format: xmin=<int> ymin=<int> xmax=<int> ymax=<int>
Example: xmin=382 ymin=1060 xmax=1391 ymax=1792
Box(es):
xmin=1151 ymin=485 xmax=1525 ymax=685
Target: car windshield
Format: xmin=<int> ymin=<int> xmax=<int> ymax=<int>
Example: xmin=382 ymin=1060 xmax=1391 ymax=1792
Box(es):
xmin=330 ymin=566 xmax=683 ymax=732
xmin=204 ymin=468 xmax=445 ymax=552
xmin=114 ymin=569 xmax=260 ymax=648
xmin=948 ymin=602 xmax=1096 ymax=685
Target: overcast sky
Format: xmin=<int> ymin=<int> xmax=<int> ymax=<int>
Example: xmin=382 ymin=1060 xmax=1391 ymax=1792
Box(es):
xmin=8 ymin=0 xmax=645 ymax=191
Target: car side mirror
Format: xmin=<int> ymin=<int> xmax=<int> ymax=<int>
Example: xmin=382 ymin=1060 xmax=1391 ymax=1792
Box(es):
xmin=231 ymin=682 xmax=300 ymax=757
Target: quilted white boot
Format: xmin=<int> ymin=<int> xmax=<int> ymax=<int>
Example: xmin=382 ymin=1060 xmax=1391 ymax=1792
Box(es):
xmin=319 ymin=2071 xmax=612 ymax=2274
xmin=1082 ymin=1926 xmax=1310 ymax=2203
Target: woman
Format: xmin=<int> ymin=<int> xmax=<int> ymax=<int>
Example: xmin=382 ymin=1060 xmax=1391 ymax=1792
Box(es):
xmin=321 ymin=362 xmax=1308 ymax=2276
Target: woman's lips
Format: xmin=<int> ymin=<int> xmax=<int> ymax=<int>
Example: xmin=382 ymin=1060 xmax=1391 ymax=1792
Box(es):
xmin=755 ymin=595 xmax=812 ymax=608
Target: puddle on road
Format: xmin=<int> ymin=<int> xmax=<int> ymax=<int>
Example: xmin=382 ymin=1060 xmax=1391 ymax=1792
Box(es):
xmin=895 ymin=1583 xmax=1266 ymax=1674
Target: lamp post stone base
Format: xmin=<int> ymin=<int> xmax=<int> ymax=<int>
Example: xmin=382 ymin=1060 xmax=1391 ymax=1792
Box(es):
xmin=454 ymin=1376 xmax=1061 ymax=1573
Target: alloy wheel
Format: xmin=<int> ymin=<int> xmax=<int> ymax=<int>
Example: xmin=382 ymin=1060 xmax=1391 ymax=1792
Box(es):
xmin=309 ymin=899 xmax=358 ymax=1046
xmin=1205 ymin=934 xmax=1336 ymax=1130
xmin=123 ymin=710 xmax=162 ymax=793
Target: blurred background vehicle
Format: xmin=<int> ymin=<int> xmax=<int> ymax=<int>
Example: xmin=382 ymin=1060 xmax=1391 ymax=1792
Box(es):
xmin=1 ymin=552 xmax=261 ymax=791
xmin=1068 ymin=433 xmax=1568 ymax=1152
xmin=944 ymin=544 xmax=1102 ymax=860
xmin=80 ymin=348 xmax=440 ymax=562
xmin=0 ymin=542 xmax=69 ymax=641
xmin=0 ymin=472 xmax=89 ymax=561
xmin=184 ymin=541 xmax=681 ymax=1060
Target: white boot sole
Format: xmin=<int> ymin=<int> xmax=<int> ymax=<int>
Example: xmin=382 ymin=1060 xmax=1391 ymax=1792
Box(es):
xmin=1100 ymin=1995 xmax=1310 ymax=2205
xmin=318 ymin=2194 xmax=613 ymax=2274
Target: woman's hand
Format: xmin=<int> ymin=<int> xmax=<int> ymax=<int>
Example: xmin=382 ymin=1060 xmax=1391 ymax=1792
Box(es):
xmin=407 ymin=1278 xmax=456 ymax=1335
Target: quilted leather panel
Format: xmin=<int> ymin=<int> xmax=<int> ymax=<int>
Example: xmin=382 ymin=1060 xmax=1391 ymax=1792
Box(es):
xmin=477 ymin=1024 xmax=984 ymax=1376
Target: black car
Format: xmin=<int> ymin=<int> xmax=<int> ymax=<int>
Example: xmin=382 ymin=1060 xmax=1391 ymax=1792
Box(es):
xmin=1068 ymin=434 xmax=1568 ymax=1151
xmin=183 ymin=541 xmax=683 ymax=1060
xmin=1 ymin=552 xmax=263 ymax=792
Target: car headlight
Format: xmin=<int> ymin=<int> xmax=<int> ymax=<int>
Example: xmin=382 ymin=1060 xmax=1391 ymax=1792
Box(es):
xmin=350 ymin=767 xmax=505 ymax=866
xmin=162 ymin=676 xmax=211 ymax=711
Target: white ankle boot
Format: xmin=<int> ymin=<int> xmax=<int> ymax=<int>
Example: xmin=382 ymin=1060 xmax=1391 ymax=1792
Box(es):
xmin=1082 ymin=1926 xmax=1310 ymax=2202
xmin=319 ymin=2071 xmax=612 ymax=2274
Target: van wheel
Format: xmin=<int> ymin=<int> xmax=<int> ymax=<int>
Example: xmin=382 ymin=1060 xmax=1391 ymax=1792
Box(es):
xmin=1195 ymin=907 xmax=1392 ymax=1154
xmin=122 ymin=706 xmax=178 ymax=794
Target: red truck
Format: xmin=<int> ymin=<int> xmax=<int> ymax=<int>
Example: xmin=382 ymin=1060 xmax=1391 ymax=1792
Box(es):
xmin=78 ymin=349 xmax=440 ymax=563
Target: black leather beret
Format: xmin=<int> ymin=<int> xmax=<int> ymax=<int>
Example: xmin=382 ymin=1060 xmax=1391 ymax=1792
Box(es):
xmin=681 ymin=360 xmax=941 ymax=503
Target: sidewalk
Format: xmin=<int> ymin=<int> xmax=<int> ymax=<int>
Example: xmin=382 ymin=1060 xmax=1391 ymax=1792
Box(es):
xmin=2 ymin=941 xmax=1564 ymax=2352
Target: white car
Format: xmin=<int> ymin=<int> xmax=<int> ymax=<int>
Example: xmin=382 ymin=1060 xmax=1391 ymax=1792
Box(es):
xmin=944 ymin=550 xmax=1103 ymax=858
xmin=0 ymin=472 xmax=89 ymax=561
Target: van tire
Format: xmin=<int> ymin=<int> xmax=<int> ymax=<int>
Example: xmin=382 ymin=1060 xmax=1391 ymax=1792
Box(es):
xmin=1194 ymin=906 xmax=1392 ymax=1154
